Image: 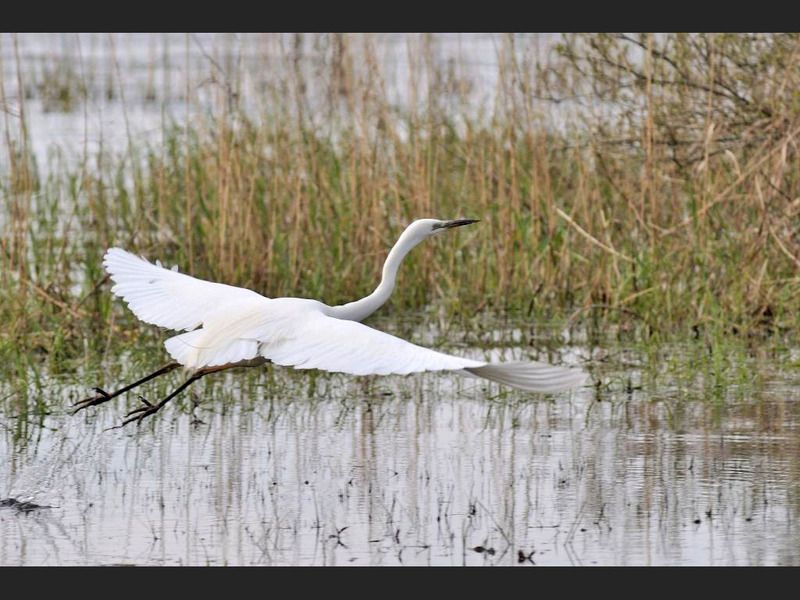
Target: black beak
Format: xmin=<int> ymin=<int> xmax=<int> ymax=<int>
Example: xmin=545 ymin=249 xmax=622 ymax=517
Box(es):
xmin=436 ymin=219 xmax=480 ymax=230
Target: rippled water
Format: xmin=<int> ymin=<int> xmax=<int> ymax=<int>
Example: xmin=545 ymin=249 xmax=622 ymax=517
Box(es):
xmin=2 ymin=333 xmax=799 ymax=565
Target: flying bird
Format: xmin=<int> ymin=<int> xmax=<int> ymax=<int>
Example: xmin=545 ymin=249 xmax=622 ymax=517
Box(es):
xmin=74 ymin=219 xmax=585 ymax=426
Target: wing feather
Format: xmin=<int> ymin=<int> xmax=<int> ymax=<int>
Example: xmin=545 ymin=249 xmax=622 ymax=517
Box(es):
xmin=159 ymin=295 xmax=586 ymax=393
xmin=104 ymin=247 xmax=267 ymax=332
xmin=259 ymin=310 xmax=484 ymax=376
xmin=256 ymin=311 xmax=585 ymax=392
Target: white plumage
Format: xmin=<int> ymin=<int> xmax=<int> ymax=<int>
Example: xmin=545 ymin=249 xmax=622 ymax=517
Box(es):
xmin=103 ymin=219 xmax=586 ymax=393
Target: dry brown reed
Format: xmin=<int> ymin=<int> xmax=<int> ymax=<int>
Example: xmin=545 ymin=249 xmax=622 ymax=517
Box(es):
xmin=1 ymin=33 xmax=799 ymax=370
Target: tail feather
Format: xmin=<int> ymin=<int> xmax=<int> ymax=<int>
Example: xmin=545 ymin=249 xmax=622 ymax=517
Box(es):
xmin=465 ymin=361 xmax=586 ymax=393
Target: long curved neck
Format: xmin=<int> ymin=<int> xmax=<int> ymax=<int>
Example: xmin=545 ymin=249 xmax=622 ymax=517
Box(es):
xmin=328 ymin=230 xmax=422 ymax=322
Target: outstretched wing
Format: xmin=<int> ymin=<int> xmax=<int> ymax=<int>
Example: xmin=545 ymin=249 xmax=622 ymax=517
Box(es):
xmin=104 ymin=247 xmax=268 ymax=332
xmin=259 ymin=309 xmax=484 ymax=376
xmin=257 ymin=309 xmax=586 ymax=392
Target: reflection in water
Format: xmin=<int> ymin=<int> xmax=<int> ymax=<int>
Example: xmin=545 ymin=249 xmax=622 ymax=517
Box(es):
xmin=1 ymin=345 xmax=799 ymax=565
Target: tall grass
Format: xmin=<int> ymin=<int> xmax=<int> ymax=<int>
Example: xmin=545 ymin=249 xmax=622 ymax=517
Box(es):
xmin=1 ymin=33 xmax=799 ymax=373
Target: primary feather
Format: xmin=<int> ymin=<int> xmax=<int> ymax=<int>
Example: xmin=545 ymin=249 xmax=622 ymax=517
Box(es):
xmin=104 ymin=247 xmax=586 ymax=393
xmin=104 ymin=247 xmax=265 ymax=332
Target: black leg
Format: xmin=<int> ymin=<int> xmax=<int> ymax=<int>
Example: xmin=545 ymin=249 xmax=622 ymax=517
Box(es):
xmin=117 ymin=359 xmax=267 ymax=428
xmin=119 ymin=370 xmax=209 ymax=427
xmin=72 ymin=362 xmax=181 ymax=415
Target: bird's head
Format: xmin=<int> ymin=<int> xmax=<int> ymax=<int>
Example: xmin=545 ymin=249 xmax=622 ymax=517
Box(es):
xmin=405 ymin=218 xmax=480 ymax=241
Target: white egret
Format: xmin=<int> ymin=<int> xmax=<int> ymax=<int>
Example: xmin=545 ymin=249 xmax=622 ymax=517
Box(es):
xmin=73 ymin=218 xmax=586 ymax=426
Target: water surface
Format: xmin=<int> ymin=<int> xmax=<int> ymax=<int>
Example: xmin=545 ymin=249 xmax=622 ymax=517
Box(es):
xmin=2 ymin=332 xmax=798 ymax=565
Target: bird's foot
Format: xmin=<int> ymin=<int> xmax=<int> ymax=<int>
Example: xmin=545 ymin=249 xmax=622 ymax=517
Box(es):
xmin=119 ymin=396 xmax=163 ymax=427
xmin=72 ymin=387 xmax=113 ymax=415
